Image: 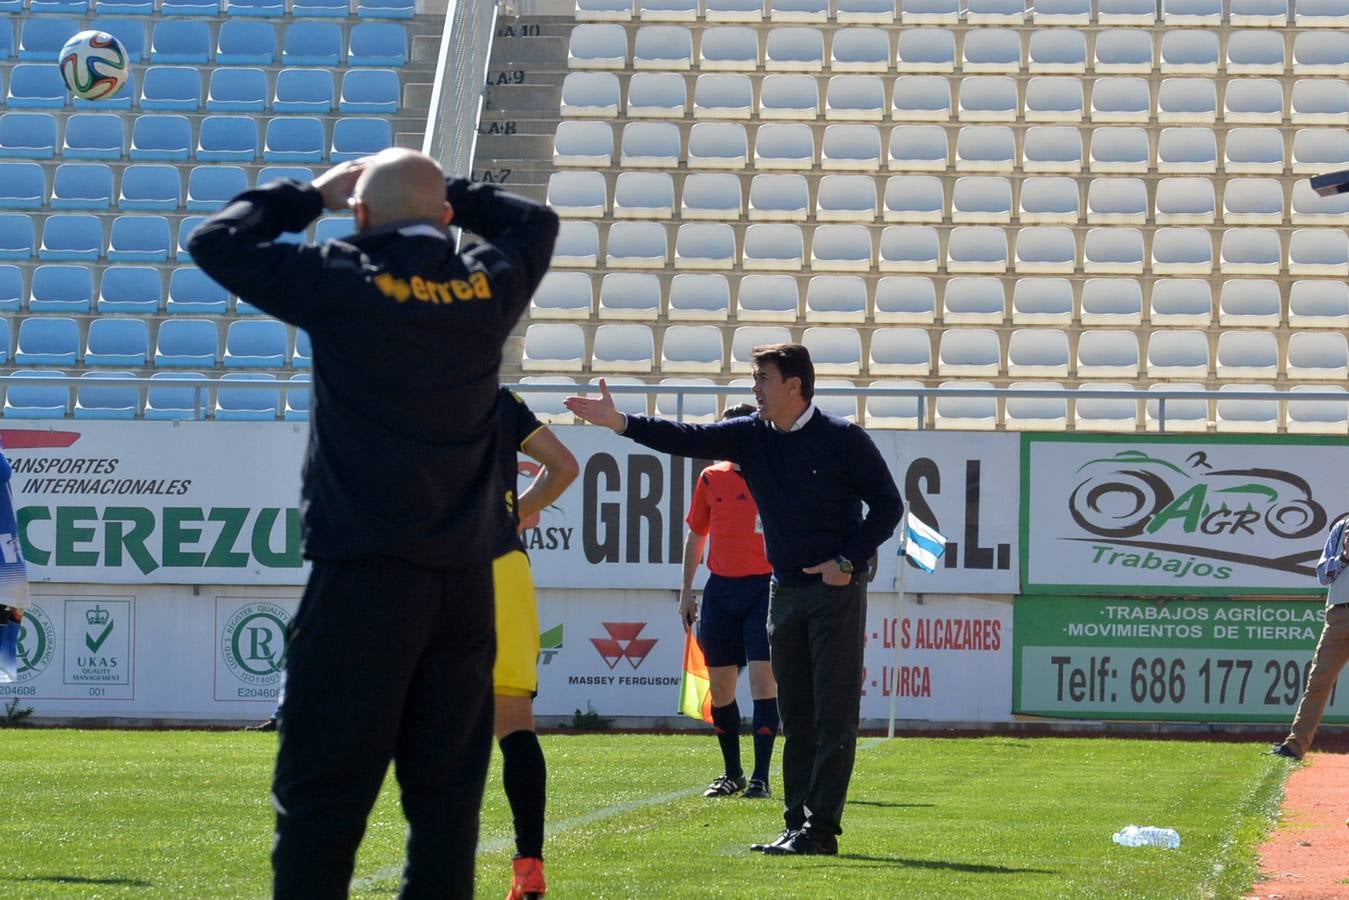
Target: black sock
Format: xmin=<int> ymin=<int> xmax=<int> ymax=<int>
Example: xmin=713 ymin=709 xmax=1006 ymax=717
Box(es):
xmin=500 ymin=729 xmax=547 ymax=860
xmin=750 ymin=697 xmax=779 ymax=783
xmin=710 ymin=701 xmax=742 ymax=779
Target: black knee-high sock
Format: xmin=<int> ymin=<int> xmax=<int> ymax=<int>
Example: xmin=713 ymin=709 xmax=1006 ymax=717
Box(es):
xmin=750 ymin=697 xmax=779 ymax=783
xmin=710 ymin=701 xmax=742 ymax=779
xmin=500 ymin=730 xmax=547 ymax=859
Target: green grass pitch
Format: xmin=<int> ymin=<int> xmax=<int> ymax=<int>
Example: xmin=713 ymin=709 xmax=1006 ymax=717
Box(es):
xmin=0 ymin=731 xmax=1287 ymax=898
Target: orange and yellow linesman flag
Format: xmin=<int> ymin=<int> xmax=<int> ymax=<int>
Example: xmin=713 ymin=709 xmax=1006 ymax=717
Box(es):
xmin=678 ymin=631 xmax=714 ymax=724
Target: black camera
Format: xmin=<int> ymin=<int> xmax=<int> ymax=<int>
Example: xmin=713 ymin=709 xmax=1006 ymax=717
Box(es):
xmin=1310 ymin=169 xmax=1349 ymax=197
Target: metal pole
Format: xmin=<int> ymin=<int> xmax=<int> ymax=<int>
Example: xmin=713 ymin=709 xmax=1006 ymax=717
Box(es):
xmin=887 ymin=512 xmax=909 ymax=739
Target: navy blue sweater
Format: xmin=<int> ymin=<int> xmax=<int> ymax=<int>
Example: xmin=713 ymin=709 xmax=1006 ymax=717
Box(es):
xmin=623 ymin=410 xmax=902 ymax=585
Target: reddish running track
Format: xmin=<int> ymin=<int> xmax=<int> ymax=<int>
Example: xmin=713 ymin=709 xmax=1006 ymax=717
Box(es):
xmin=1248 ymin=752 xmax=1349 ymax=900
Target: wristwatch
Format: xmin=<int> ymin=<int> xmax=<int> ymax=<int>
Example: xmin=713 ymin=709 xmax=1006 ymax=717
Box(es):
xmin=834 ymin=555 xmax=854 ymax=575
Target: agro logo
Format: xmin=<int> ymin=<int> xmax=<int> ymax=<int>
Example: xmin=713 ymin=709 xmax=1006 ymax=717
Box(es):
xmin=221 ymin=603 xmax=291 ymax=685
xmin=590 ymin=622 xmax=656 ymax=670
xmin=14 ymin=603 xmax=54 ymax=682
xmin=1068 ymin=450 xmax=1328 ymax=575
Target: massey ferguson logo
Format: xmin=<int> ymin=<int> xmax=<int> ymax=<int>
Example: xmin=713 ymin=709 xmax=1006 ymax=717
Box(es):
xmin=590 ymin=622 xmax=656 ymax=670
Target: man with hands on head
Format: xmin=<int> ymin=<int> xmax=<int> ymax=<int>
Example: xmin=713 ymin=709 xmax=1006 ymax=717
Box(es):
xmin=189 ymin=150 xmax=559 ymax=899
xmin=566 ymin=344 xmax=902 ymax=857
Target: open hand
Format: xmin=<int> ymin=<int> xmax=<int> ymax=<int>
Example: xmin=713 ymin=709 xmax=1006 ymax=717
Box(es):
xmin=563 ymin=378 xmax=625 ymax=432
xmin=312 ymin=159 xmax=369 ymax=212
xmin=803 ymin=559 xmax=852 ymax=587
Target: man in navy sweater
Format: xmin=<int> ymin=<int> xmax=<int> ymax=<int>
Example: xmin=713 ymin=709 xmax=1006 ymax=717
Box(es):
xmin=566 ymin=343 xmax=901 ymax=856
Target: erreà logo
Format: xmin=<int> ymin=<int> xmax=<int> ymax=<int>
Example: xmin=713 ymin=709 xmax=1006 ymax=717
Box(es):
xmin=590 ymin=622 xmax=656 ymax=670
xmin=221 ymin=603 xmax=291 ymax=686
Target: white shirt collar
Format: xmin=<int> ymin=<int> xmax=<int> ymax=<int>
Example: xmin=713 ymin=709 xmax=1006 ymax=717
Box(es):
xmin=397 ymin=224 xmax=450 ymax=240
xmin=769 ymin=403 xmax=818 ymax=433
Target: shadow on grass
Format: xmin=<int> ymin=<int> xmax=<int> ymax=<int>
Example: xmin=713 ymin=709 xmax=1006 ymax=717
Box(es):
xmin=849 ymin=800 xmax=935 ymax=809
xmin=833 ymin=854 xmax=1055 ymax=875
xmin=2 ymin=875 xmax=154 ymax=887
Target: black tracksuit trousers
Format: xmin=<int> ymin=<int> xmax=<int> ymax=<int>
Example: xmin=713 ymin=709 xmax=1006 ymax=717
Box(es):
xmin=271 ymin=557 xmax=495 ymax=899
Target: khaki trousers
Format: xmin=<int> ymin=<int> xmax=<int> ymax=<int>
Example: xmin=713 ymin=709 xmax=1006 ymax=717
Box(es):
xmin=1285 ymin=603 xmax=1349 ymax=757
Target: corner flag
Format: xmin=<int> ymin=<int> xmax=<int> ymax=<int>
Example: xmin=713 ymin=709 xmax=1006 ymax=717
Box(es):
xmin=678 ymin=631 xmax=713 ymax=723
xmin=902 ymin=511 xmax=947 ymax=573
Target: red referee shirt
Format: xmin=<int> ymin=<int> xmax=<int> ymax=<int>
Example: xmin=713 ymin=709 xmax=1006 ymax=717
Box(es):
xmin=686 ymin=461 xmax=772 ymax=578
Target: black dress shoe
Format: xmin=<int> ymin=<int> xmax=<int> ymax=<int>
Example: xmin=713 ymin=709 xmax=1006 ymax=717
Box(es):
xmin=761 ymin=829 xmax=838 ymax=856
xmin=1271 ymin=743 xmax=1301 ymax=760
xmin=749 ymin=830 xmax=796 ymax=852
xmin=245 ymin=717 xmax=277 ymax=732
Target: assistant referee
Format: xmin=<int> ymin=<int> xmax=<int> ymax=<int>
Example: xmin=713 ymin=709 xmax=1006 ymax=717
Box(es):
xmin=189 ymin=149 xmax=558 ymax=898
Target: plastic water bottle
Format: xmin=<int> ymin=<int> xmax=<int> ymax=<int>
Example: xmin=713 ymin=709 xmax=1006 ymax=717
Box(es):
xmin=1112 ymin=825 xmax=1181 ymax=849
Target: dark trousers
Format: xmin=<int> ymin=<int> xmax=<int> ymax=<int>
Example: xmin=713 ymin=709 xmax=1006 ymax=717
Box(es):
xmin=767 ymin=576 xmax=866 ymax=838
xmin=272 ymin=557 xmax=496 ymax=900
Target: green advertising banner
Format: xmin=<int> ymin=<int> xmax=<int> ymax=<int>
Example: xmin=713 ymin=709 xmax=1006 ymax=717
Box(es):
xmin=1013 ymin=596 xmax=1349 ymax=723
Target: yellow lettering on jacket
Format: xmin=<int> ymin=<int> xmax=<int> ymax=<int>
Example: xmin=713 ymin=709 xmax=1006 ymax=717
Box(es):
xmin=373 ymin=273 xmax=494 ymax=305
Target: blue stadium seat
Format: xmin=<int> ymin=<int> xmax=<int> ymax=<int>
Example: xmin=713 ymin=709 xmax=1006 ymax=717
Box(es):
xmin=217 ymin=20 xmax=277 ymax=64
xmin=283 ymin=22 xmax=343 ymax=66
xmin=257 ymin=165 xmax=314 ymax=186
xmin=15 ymin=317 xmax=80 ymax=366
xmin=167 ymin=266 xmax=228 ymax=314
xmin=40 ymin=214 xmax=103 ymax=261
xmin=274 ymin=68 xmax=334 ymax=113
xmin=285 ymin=373 xmax=310 ymax=421
xmin=358 ymin=0 xmax=413 ymax=18
xmin=18 ymin=18 xmax=80 ymax=61
xmin=187 ymin=165 xmax=248 ymax=210
xmin=90 ymin=18 xmax=149 ymax=61
xmin=198 ymin=116 xmax=259 ymax=162
xmin=176 ymin=215 xmax=208 ymax=260
xmin=145 ymin=371 xmax=207 ymax=420
xmin=5 ymin=370 xmax=71 ymax=419
xmin=0 ymin=112 xmax=58 ymax=159
xmin=155 ymin=318 xmax=218 ymax=367
xmin=74 ymin=371 xmax=138 ymax=420
xmin=0 ymin=265 xmax=22 ymax=312
xmin=30 ymin=264 xmax=93 ymax=312
xmin=292 ymin=329 xmax=311 ymax=368
xmin=119 ymin=164 xmax=181 ymax=210
xmin=0 ymin=318 xmax=10 ymax=362
xmin=62 ymin=113 xmax=123 ymax=159
xmin=264 ymin=116 xmax=326 ymax=162
xmin=0 ymin=22 xmax=14 ymax=58
xmin=7 ymin=64 xmax=68 ymax=109
xmin=314 ymin=215 xmax=353 ymax=242
xmin=224 ymin=318 xmax=288 ymax=367
xmin=0 ymin=0 xmax=16 ymax=11
xmin=292 ymin=0 xmax=347 ymax=15
xmin=85 ymin=318 xmax=149 ymax=366
xmin=30 ymin=0 xmax=92 ymax=13
xmin=107 ymin=214 xmax=171 ymax=261
xmin=150 ymin=21 xmax=213 ymax=63
xmin=235 ymin=298 xmax=266 ymax=315
xmin=98 ymin=265 xmax=162 ymax=313
xmin=0 ymin=215 xmax=35 ymax=259
xmin=130 ymin=114 xmax=192 ymax=160
xmin=95 ymin=0 xmax=155 ymax=15
xmin=0 ymin=163 xmax=45 ymax=209
xmin=216 ymin=372 xmax=279 ymax=420
xmin=51 ymin=163 xmax=113 ymax=210
xmin=206 ymin=67 xmax=268 ymax=111
xmin=160 ymin=0 xmax=220 ymax=14
xmin=141 ymin=66 xmax=202 ymax=111
xmin=228 ymin=0 xmax=286 ymax=16
xmin=340 ymin=68 xmax=399 ymax=113
xmin=331 ymin=117 xmax=391 ymax=162
xmin=348 ymin=22 xmax=407 ymax=66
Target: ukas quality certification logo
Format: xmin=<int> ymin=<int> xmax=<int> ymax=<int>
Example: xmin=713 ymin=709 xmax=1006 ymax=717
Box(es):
xmin=218 ymin=600 xmax=293 ymax=701
xmin=63 ymin=598 xmax=132 ymax=689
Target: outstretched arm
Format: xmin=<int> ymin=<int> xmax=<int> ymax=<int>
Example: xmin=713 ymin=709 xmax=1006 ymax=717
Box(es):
xmin=565 ymin=379 xmax=750 ymax=463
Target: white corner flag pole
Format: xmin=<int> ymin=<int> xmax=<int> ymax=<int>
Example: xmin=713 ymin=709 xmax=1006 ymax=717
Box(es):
xmin=887 ymin=515 xmax=909 ymax=740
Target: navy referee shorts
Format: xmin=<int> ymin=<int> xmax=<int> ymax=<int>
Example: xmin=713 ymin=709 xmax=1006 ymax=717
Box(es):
xmin=697 ymin=572 xmax=771 ymax=668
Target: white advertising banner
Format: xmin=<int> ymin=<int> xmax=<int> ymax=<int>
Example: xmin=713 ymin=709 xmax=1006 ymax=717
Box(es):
xmin=1 ymin=423 xmax=309 ymax=585
xmin=1023 ymin=434 xmax=1345 ymax=596
xmin=529 ymin=590 xmax=1013 ymax=724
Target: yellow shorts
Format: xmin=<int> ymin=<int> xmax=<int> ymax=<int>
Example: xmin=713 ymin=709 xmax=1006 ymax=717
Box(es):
xmin=493 ymin=549 xmax=539 ymax=698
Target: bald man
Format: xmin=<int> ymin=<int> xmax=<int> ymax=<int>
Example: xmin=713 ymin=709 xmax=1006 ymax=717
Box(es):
xmin=189 ymin=152 xmax=559 ymax=899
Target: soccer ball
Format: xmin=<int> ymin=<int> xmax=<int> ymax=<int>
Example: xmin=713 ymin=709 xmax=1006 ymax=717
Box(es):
xmin=58 ymin=31 xmax=129 ymax=102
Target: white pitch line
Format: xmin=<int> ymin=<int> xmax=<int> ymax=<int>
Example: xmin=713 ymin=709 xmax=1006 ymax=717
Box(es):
xmin=351 ymin=737 xmax=895 ymax=891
